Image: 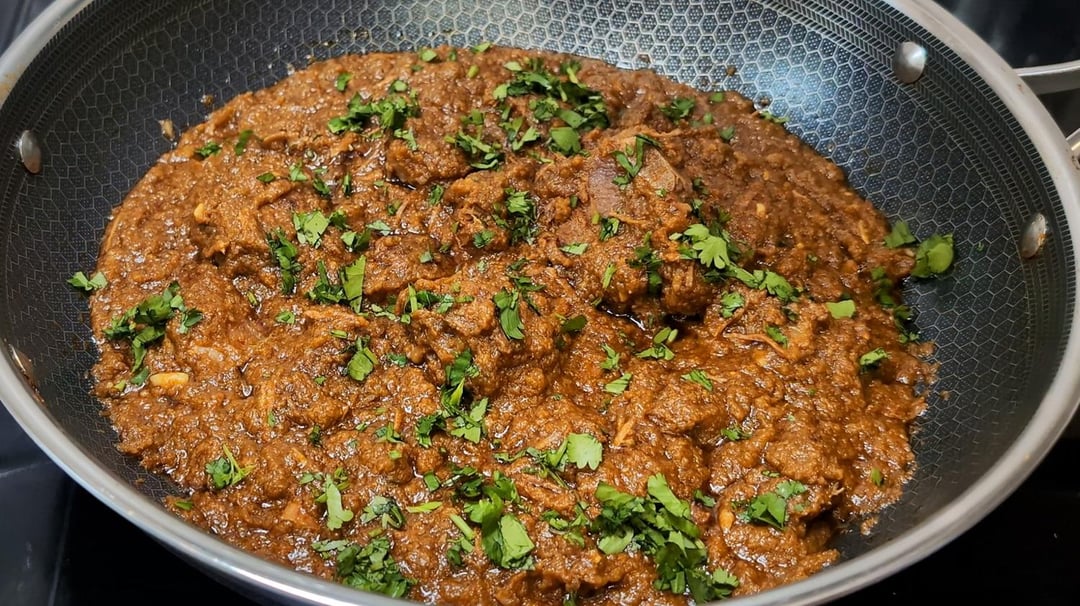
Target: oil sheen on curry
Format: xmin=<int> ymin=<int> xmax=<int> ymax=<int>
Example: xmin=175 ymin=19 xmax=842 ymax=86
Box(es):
xmin=84 ymin=45 xmax=949 ymax=605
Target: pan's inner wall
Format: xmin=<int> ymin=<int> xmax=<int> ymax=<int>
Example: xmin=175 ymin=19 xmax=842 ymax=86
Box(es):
xmin=0 ymin=0 xmax=1071 ymax=564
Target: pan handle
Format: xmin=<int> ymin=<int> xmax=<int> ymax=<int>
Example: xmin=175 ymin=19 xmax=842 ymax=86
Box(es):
xmin=1016 ymin=59 xmax=1080 ymax=158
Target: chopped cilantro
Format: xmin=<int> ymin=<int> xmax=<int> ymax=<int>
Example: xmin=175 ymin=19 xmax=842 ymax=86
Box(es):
xmin=406 ymin=501 xmax=443 ymax=514
xmin=449 ymin=130 xmax=504 ymax=169
xmin=549 ymin=126 xmax=582 ymax=155
xmin=629 ymin=233 xmax=662 ymax=295
xmin=598 ymin=216 xmax=620 ymax=241
xmin=560 ymin=242 xmax=588 ymax=255
xmin=590 ymin=475 xmax=740 ymax=601
xmin=321 ymin=476 xmax=354 ymax=530
xmin=103 ymin=282 xmax=198 ymax=382
xmin=765 ymin=325 xmax=788 ymax=347
xmin=205 ymin=445 xmax=252 ymax=490
xmin=493 ymin=288 xmax=524 ymax=340
xmin=234 ymin=130 xmax=254 ymax=155
xmin=293 ymin=210 xmax=331 ymax=247
xmin=660 ymin=97 xmax=695 ymax=121
xmin=560 ymin=315 xmax=587 ymax=333
xmin=312 ymin=536 xmax=414 ymax=597
xmin=912 ymin=233 xmax=955 ymax=278
xmin=67 ymin=271 xmax=107 ymax=292
xmin=328 ymin=90 xmax=419 ymax=135
xmin=346 ymin=338 xmax=378 ymax=382
xmin=870 ymin=468 xmax=885 ymax=487
xmin=564 ymin=433 xmax=603 ymax=470
xmin=194 ymin=141 xmax=221 ymax=159
xmin=825 ymin=299 xmax=855 ymax=319
xmin=739 ymin=480 xmax=806 ymax=530
xmin=601 ymin=262 xmax=617 ymax=288
xmin=360 ymin=495 xmax=406 ymax=529
xmin=719 ymin=291 xmax=744 ymax=318
xmin=473 ymin=229 xmax=496 ymax=248
xmin=604 ymin=372 xmax=633 ymax=395
xmin=637 ymin=326 xmax=677 ymax=360
xmin=334 ymin=72 xmax=352 ymax=92
xmin=611 ymin=134 xmax=659 ymax=186
xmin=859 ymin=348 xmax=888 ymax=370
xmin=682 ymin=223 xmax=733 ymax=270
xmin=600 ymin=344 xmax=621 ymax=371
xmin=721 ymin=425 xmax=750 ymax=441
xmin=681 ymin=369 xmax=714 ymax=391
xmin=884 ymin=220 xmax=917 ymax=248
xmin=256 ymin=172 xmax=276 ymax=183
xmin=287 ymin=162 xmax=308 ymax=182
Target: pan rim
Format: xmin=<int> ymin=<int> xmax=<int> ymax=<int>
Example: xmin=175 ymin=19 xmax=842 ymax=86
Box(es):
xmin=1 ymin=0 xmax=1078 ymax=604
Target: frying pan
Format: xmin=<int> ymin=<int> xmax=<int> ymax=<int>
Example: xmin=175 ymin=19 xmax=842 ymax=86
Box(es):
xmin=1 ymin=1 xmax=1078 ymax=604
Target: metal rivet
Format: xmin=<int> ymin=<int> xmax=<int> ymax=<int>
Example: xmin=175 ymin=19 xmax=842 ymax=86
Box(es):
xmin=1020 ymin=213 xmax=1049 ymax=259
xmin=17 ymin=130 xmax=42 ymax=174
xmin=892 ymin=41 xmax=927 ymax=84
xmin=8 ymin=345 xmax=36 ymax=387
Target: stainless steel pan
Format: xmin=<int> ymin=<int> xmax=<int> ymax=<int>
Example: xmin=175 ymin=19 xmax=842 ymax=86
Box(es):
xmin=2 ymin=1 xmax=1079 ymax=604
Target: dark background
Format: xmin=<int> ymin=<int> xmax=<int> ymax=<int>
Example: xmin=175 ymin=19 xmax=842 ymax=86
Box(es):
xmin=1 ymin=1 xmax=1078 ymax=604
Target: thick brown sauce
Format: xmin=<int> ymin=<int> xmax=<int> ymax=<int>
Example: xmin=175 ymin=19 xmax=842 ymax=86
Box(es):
xmin=89 ymin=46 xmax=931 ymax=604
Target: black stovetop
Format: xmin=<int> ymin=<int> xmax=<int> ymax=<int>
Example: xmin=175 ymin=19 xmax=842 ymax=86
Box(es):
xmin=2 ymin=2 xmax=1079 ymax=605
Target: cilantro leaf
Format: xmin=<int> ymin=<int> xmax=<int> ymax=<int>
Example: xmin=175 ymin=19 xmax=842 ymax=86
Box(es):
xmin=740 ymin=480 xmax=807 ymax=530
xmin=205 ymin=445 xmax=252 ymax=490
xmin=334 ymin=72 xmax=352 ymax=92
xmin=636 ymin=327 xmax=677 ymax=360
xmin=629 ymin=233 xmax=663 ymax=295
xmin=682 ymin=223 xmax=733 ymax=270
xmin=266 ymin=229 xmax=301 ymax=294
xmin=825 ymin=299 xmax=855 ymax=319
xmin=194 ymin=141 xmax=221 ymax=158
xmin=564 ymin=433 xmax=603 ymax=470
xmin=322 ymin=478 xmax=355 ymax=530
xmin=611 ymin=134 xmax=659 ymax=186
xmin=328 ymin=90 xmax=419 ymax=136
xmin=859 ymin=347 xmax=888 ymax=370
xmin=660 ymin=97 xmax=695 ymax=121
xmin=234 ymin=130 xmax=254 ymax=155
xmin=719 ymin=291 xmax=744 ymax=318
xmin=681 ymin=369 xmax=714 ymax=391
xmin=406 ymin=501 xmax=443 ymax=514
xmin=912 ymin=233 xmax=955 ymax=278
xmin=347 ymin=338 xmax=378 ymax=382
xmin=340 ymin=256 xmax=366 ymax=313
xmin=604 ymin=372 xmax=633 ymax=395
xmin=494 ymin=288 xmax=524 ymax=340
xmin=549 ymin=126 xmax=581 ymax=155
xmin=293 ymin=210 xmax=331 ymax=247
xmin=560 ymin=315 xmax=587 ymax=333
xmin=360 ymin=495 xmax=405 ymax=529
xmin=601 ymin=263 xmax=617 ymax=289
xmin=68 ymin=271 xmax=107 ymax=292
xmin=600 ymin=344 xmax=620 ymax=371
xmin=765 ymin=325 xmax=788 ymax=347
xmin=561 ymin=242 xmax=588 ymax=255
xmin=884 ymin=220 xmax=917 ymax=248
xmin=473 ymin=229 xmax=496 ymax=248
